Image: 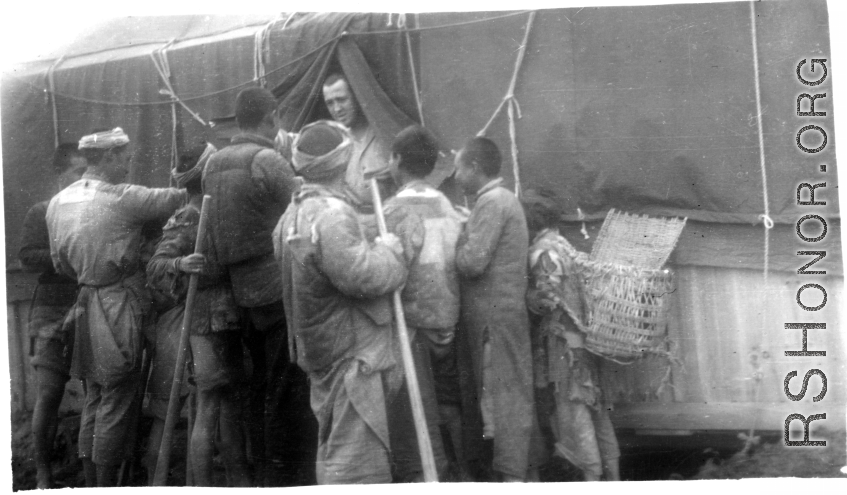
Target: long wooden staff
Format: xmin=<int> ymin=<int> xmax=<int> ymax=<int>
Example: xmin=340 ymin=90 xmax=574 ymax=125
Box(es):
xmin=370 ymin=179 xmax=438 ymax=482
xmin=153 ymin=194 xmax=211 ymax=486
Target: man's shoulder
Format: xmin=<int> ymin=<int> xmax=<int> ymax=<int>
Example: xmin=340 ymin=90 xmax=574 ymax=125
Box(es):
xmin=27 ymin=200 xmax=50 ymax=218
xmin=476 ymin=185 xmax=515 ymax=209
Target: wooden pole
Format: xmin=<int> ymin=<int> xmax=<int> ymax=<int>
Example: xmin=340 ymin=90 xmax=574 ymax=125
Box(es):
xmin=370 ymin=179 xmax=438 ymax=482
xmin=153 ymin=195 xmax=211 ymax=486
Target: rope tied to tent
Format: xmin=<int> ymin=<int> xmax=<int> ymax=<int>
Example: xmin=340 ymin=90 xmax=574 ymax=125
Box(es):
xmin=254 ymin=15 xmax=282 ymax=88
xmin=151 ymin=40 xmax=179 ymax=175
xmin=476 ymin=11 xmax=536 ymax=199
xmin=151 ymin=39 xmax=208 ymax=182
xmin=744 ymin=0 xmax=768 ymax=455
xmin=46 ymin=56 xmax=65 ymax=148
xmin=402 ymin=15 xmax=425 ymax=125
xmin=150 ymin=40 xmax=208 ymax=127
xmin=386 ymin=13 xmax=407 ymax=29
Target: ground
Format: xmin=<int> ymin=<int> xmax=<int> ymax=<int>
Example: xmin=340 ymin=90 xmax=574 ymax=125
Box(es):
xmin=10 ymin=408 xmax=847 ymax=488
xmin=10 ymin=407 xmax=221 ymax=490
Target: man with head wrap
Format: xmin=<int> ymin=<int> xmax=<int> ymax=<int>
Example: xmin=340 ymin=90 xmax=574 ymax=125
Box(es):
xmin=202 ymin=87 xmax=313 ymax=486
xmin=47 ymin=128 xmax=187 ymax=486
xmin=273 ymin=120 xmax=408 ymax=484
xmin=146 ymin=143 xmax=251 ymax=486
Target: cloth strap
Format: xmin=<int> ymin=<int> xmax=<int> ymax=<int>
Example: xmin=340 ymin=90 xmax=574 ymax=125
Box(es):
xmin=172 ymin=142 xmax=217 ymax=188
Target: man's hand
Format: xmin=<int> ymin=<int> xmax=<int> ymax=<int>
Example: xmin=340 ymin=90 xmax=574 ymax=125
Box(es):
xmin=375 ymin=233 xmax=404 ymax=257
xmin=178 ymin=253 xmax=207 ymax=274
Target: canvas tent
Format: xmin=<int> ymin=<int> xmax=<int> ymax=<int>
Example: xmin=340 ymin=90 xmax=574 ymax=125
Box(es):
xmin=3 ymin=2 xmax=843 ymax=431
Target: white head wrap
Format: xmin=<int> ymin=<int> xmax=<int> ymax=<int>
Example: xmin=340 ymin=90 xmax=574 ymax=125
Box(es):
xmin=78 ymin=127 xmax=130 ymax=150
xmin=291 ymin=120 xmax=353 ymax=181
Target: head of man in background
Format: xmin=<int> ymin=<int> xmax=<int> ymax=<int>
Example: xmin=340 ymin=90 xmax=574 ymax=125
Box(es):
xmin=322 ymin=73 xmax=366 ymax=134
xmin=454 ymin=136 xmax=502 ymax=197
xmin=236 ymin=87 xmax=279 ymax=140
xmin=53 ymin=143 xmax=88 ymax=192
xmin=79 ymin=128 xmax=132 ymax=184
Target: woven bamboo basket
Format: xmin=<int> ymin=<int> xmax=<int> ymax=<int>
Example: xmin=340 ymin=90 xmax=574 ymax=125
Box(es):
xmin=573 ymin=209 xmax=686 ymax=360
xmin=579 ymin=263 xmax=676 ymax=359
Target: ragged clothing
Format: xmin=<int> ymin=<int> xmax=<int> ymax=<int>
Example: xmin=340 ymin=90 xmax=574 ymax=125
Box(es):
xmin=19 ymin=200 xmax=79 ymax=343
xmin=146 ymin=203 xmax=240 ymax=336
xmin=527 ymin=228 xmax=619 ymax=478
xmin=145 ymin=203 xmax=241 ymax=418
xmin=47 ymin=172 xmax=186 ymax=385
xmin=274 ymin=183 xmax=407 ymax=484
xmin=48 ymin=173 xmax=186 ymax=287
xmin=202 ymin=132 xmax=298 ymax=307
xmin=455 ymin=178 xmax=539 ymax=479
xmin=384 ymin=179 xmax=465 ymax=331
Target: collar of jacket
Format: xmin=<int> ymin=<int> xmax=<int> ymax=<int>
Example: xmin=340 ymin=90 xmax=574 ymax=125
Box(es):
xmin=476 ymin=177 xmax=504 ymax=198
xmin=231 ymin=132 xmax=275 ymax=148
xmin=81 ymin=170 xmax=110 ymax=183
xmin=294 ymin=183 xmax=351 ymax=204
xmin=398 ymin=179 xmax=432 ymax=193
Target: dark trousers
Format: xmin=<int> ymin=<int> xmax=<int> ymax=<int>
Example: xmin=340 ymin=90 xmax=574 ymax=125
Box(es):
xmin=242 ymin=301 xmax=317 ymax=486
xmin=386 ymin=331 xmax=449 ymax=481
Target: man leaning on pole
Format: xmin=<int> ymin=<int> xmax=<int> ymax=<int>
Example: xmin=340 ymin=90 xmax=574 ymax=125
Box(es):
xmin=273 ymin=120 xmax=409 ymax=484
xmin=47 ymin=128 xmax=187 ymax=486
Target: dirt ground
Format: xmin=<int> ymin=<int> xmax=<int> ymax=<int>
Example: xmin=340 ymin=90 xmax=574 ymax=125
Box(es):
xmin=692 ymin=429 xmax=846 ymax=479
xmin=11 ymin=408 xmax=210 ymax=490
xmin=11 ymin=406 xmax=846 ymax=489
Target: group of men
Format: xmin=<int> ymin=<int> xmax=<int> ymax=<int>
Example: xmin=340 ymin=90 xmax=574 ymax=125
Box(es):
xmin=20 ymin=73 xmax=620 ymax=487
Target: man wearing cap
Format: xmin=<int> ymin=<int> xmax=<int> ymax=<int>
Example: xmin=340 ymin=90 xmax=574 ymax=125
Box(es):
xmin=273 ymin=120 xmax=408 ymax=484
xmin=47 ymin=128 xmax=187 ymax=486
xmin=322 ymin=73 xmax=394 ymax=207
xmin=202 ymin=87 xmax=312 ymax=486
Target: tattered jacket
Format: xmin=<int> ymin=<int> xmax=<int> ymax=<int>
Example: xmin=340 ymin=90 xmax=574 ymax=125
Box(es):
xmin=273 ymin=183 xmax=407 ymax=374
xmin=384 ymin=180 xmax=464 ymax=329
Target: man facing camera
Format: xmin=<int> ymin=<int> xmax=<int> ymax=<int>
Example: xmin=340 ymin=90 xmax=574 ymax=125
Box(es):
xmin=322 ymin=73 xmax=394 ymax=207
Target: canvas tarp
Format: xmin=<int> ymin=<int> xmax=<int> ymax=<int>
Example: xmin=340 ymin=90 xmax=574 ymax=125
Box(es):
xmin=2 ymin=3 xmax=840 ymax=273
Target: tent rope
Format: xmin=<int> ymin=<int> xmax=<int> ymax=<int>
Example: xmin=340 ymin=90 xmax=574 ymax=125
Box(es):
xmin=404 ymin=17 xmax=425 ymax=125
xmin=20 ymin=11 xmax=534 ymax=109
xmin=476 ymin=10 xmax=536 ymax=199
xmin=254 ymin=16 xmax=281 ymax=87
xmin=46 ymin=56 xmax=65 ymax=148
xmin=150 ymin=40 xmax=180 ymax=174
xmin=742 ymin=0 xmax=769 ymax=456
xmin=281 ymin=12 xmax=297 ymax=30
xmin=749 ymin=1 xmax=773 ymax=282
xmin=150 ymin=40 xmax=208 ymax=127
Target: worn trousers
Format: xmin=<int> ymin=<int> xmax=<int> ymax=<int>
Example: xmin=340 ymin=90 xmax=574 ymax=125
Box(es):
xmin=242 ymin=301 xmax=316 ymax=486
xmin=78 ymin=375 xmax=140 ymax=466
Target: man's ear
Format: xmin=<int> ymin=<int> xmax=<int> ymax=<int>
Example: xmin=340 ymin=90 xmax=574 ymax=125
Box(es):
xmin=471 ymin=160 xmax=482 ymax=175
